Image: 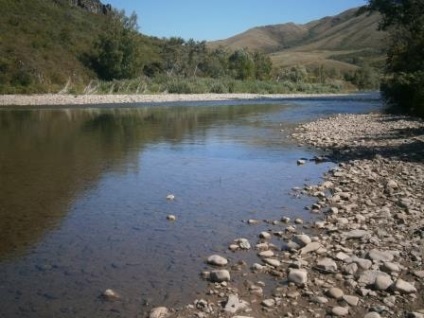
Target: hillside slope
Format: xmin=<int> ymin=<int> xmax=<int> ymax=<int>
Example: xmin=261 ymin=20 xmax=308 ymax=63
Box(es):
xmin=209 ymin=8 xmax=386 ymax=71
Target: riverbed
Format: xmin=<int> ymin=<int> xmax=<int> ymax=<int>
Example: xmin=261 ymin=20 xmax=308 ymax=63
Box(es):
xmin=0 ymin=94 xmax=382 ymax=317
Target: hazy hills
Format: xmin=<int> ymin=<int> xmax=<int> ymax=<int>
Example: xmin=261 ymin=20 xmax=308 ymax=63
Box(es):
xmin=209 ymin=8 xmax=387 ymax=71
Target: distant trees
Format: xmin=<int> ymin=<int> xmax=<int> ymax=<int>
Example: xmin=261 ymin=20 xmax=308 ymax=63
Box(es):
xmin=367 ymin=0 xmax=424 ymax=117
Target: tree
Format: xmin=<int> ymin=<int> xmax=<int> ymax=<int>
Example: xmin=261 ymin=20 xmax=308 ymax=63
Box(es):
xmin=367 ymin=0 xmax=424 ymax=117
xmin=228 ymin=49 xmax=255 ymax=80
xmin=92 ymin=10 xmax=143 ymax=80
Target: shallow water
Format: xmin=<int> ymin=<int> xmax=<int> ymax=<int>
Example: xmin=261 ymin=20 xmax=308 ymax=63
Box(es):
xmin=0 ymin=96 xmax=381 ymax=317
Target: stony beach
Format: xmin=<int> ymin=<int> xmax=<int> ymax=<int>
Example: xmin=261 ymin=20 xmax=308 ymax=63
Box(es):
xmin=0 ymin=93 xmax=362 ymax=106
xmin=144 ymin=112 xmax=424 ymax=318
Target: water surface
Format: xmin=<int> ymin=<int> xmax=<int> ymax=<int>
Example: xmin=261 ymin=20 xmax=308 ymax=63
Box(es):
xmin=0 ymin=96 xmax=381 ymax=317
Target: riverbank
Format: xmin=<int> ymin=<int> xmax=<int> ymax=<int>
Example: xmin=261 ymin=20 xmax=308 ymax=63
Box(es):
xmin=145 ymin=113 xmax=424 ymax=318
xmin=0 ymin=92 xmax=374 ymax=106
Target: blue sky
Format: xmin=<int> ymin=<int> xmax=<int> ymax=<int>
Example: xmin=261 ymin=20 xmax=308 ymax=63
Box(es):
xmin=105 ymin=0 xmax=368 ymax=41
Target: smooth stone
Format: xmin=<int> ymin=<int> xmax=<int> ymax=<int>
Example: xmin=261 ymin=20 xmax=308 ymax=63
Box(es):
xmin=297 ymin=159 xmax=306 ymax=165
xmin=343 ymin=295 xmax=359 ymax=306
xmin=166 ymin=215 xmax=176 ymax=221
xmin=328 ymin=287 xmax=344 ymax=299
xmin=381 ymin=262 xmax=401 ymax=273
xmin=368 ymin=249 xmax=395 ymax=262
xmin=336 ymin=252 xmax=351 ymax=262
xmin=352 ymin=256 xmax=372 ymax=270
xmin=101 ymin=289 xmax=120 ymax=301
xmin=210 ymin=270 xmax=231 ymax=283
xmin=262 ymin=299 xmax=276 ymax=308
xmin=263 ymin=258 xmax=281 ymax=267
xmin=343 ymin=263 xmax=358 ymax=275
xmin=393 ymin=279 xmax=417 ymax=294
xmin=294 ymin=218 xmax=304 ymax=224
xmin=316 ymin=258 xmax=338 ymax=273
xmin=332 ymin=306 xmax=349 ymax=316
xmin=343 ymin=229 xmax=371 ymax=239
xmin=293 ymin=234 xmax=311 ymax=247
xmin=248 ymin=219 xmax=260 ymax=225
xmin=258 ymin=250 xmax=274 ymax=258
xmin=149 ymin=307 xmax=170 ymax=318
xmin=312 ymin=296 xmax=329 ymax=304
xmin=374 ymin=275 xmax=393 ymax=291
xmin=259 ymin=232 xmax=271 ymax=240
xmin=166 ymin=194 xmax=175 ymax=200
xmin=413 ymin=270 xmax=424 ymax=278
xmin=358 ymin=270 xmax=390 ymax=286
xmin=364 ymin=313 xmax=381 ymax=318
xmin=224 ymin=294 xmax=249 ymax=314
xmin=288 ymin=269 xmax=308 ymax=285
xmin=300 ymin=242 xmax=322 ymax=255
xmin=207 ymin=255 xmax=228 ymax=266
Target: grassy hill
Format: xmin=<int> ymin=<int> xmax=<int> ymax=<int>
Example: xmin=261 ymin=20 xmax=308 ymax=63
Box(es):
xmin=209 ymin=8 xmax=387 ymax=72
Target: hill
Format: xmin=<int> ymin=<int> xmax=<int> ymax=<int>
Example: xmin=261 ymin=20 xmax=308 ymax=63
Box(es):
xmin=209 ymin=8 xmax=387 ymax=71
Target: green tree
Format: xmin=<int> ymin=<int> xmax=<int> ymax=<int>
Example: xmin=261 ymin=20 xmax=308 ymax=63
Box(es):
xmin=93 ymin=10 xmax=143 ymax=80
xmin=367 ymin=0 xmax=424 ymax=117
xmin=228 ymin=49 xmax=255 ymax=80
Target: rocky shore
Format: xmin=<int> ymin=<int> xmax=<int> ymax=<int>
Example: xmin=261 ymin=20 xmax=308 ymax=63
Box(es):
xmin=141 ymin=113 xmax=424 ymax=318
xmin=0 ymin=93 xmax=364 ymax=106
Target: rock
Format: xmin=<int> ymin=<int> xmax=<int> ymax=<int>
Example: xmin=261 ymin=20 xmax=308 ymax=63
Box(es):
xmin=393 ymin=279 xmax=417 ymax=294
xmin=328 ymin=287 xmax=344 ymax=299
xmin=236 ymin=238 xmax=251 ymax=250
xmin=368 ymin=249 xmax=395 ymax=262
xmin=248 ymin=219 xmax=260 ymax=225
xmin=374 ymin=275 xmax=393 ymax=291
xmin=101 ymin=289 xmax=120 ymax=301
xmin=343 ymin=263 xmax=358 ymax=275
xmin=166 ymin=215 xmax=176 ymax=221
xmin=413 ymin=270 xmax=424 ymax=278
xmin=352 ymin=257 xmax=372 ymax=270
xmin=315 ymin=258 xmax=338 ymax=273
xmin=224 ymin=294 xmax=250 ymax=314
xmin=207 ymin=255 xmax=228 ymax=266
xmin=297 ymin=159 xmax=306 ymax=165
xmin=343 ymin=229 xmax=371 ymax=240
xmin=166 ymin=194 xmax=175 ymax=200
xmin=288 ymin=269 xmax=308 ymax=285
xmin=293 ymin=234 xmax=311 ymax=247
xmin=358 ymin=270 xmax=390 ymax=286
xmin=149 ymin=307 xmax=170 ymax=318
xmin=343 ymin=295 xmax=359 ymax=306
xmin=336 ymin=252 xmax=351 ymax=262
xmin=258 ymin=250 xmax=274 ymax=258
xmin=294 ymin=218 xmax=304 ymax=224
xmin=381 ymin=262 xmax=401 ymax=273
xmin=364 ymin=313 xmax=382 ymax=318
xmin=331 ymin=306 xmax=349 ymax=316
xmin=209 ymin=270 xmax=231 ymax=283
xmin=261 ymin=298 xmax=276 ymax=308
xmin=312 ymin=296 xmax=329 ymax=304
xmin=259 ymin=232 xmax=271 ymax=240
xmin=300 ymin=242 xmax=322 ymax=255
xmin=263 ymin=258 xmax=281 ymax=267
xmin=251 ymin=263 xmax=266 ymax=271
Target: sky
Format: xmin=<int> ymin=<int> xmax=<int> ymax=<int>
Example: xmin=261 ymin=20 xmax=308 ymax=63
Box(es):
xmin=105 ymin=0 xmax=368 ymax=41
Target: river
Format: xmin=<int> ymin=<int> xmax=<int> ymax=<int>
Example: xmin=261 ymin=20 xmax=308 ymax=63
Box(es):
xmin=0 ymin=94 xmax=382 ymax=317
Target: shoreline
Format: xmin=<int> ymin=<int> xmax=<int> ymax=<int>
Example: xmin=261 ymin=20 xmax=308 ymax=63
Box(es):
xmin=148 ymin=112 xmax=424 ymax=318
xmin=0 ymin=92 xmax=379 ymax=107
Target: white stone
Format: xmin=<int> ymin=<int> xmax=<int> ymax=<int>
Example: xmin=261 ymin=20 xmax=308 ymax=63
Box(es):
xmin=236 ymin=238 xmax=251 ymax=250
xmin=258 ymin=250 xmax=274 ymax=258
xmin=101 ymin=289 xmax=120 ymax=301
xmin=293 ymin=234 xmax=312 ymax=247
xmin=374 ymin=275 xmax=393 ymax=291
xmin=368 ymin=249 xmax=395 ymax=262
xmin=357 ymin=270 xmax=390 ymax=286
xmin=332 ymin=306 xmax=349 ymax=316
xmin=149 ymin=307 xmax=170 ymax=318
xmin=166 ymin=194 xmax=175 ymax=200
xmin=207 ymin=254 xmax=228 ymax=266
xmin=328 ymin=287 xmax=344 ymax=299
xmin=343 ymin=295 xmax=359 ymax=306
xmin=261 ymin=299 xmax=276 ymax=308
xmin=316 ymin=258 xmax=337 ymax=273
xmin=224 ymin=294 xmax=250 ymax=314
xmin=166 ymin=215 xmax=176 ymax=221
xmin=364 ymin=313 xmax=381 ymax=318
xmin=210 ymin=270 xmax=231 ymax=283
xmin=288 ymin=269 xmax=308 ymax=285
xmin=263 ymin=258 xmax=280 ymax=267
xmin=343 ymin=229 xmax=371 ymax=239
xmin=393 ymin=279 xmax=417 ymax=294
xmin=300 ymin=242 xmax=322 ymax=255
xmin=259 ymin=232 xmax=271 ymax=239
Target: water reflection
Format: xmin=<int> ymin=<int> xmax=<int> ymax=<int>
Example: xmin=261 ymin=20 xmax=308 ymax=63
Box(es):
xmin=0 ymin=105 xmax=285 ymax=260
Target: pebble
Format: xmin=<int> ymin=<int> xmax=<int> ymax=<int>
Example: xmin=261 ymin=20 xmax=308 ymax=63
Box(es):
xmin=224 ymin=294 xmax=250 ymax=314
xmin=209 ymin=270 xmax=231 ymax=283
xmin=259 ymin=232 xmax=271 ymax=240
xmin=343 ymin=295 xmax=359 ymax=306
xmin=166 ymin=215 xmax=176 ymax=221
xmin=368 ymin=249 xmax=395 ymax=262
xmin=331 ymin=306 xmax=349 ymax=316
xmin=327 ymin=287 xmax=344 ymax=299
xmin=300 ymin=242 xmax=321 ymax=255
xmin=207 ymin=255 xmax=228 ymax=266
xmin=101 ymin=289 xmax=120 ymax=301
xmin=263 ymin=258 xmax=281 ymax=267
xmin=315 ymin=258 xmax=337 ymax=273
xmin=149 ymin=307 xmax=170 ymax=318
xmin=393 ymin=279 xmax=417 ymax=294
xmin=262 ymin=299 xmax=276 ymax=308
xmin=364 ymin=313 xmax=382 ymax=318
xmin=166 ymin=194 xmax=175 ymax=200
xmin=374 ymin=275 xmax=393 ymax=291
xmin=288 ymin=269 xmax=308 ymax=285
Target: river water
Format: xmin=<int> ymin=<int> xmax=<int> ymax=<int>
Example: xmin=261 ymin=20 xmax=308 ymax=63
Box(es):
xmin=0 ymin=95 xmax=382 ymax=317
